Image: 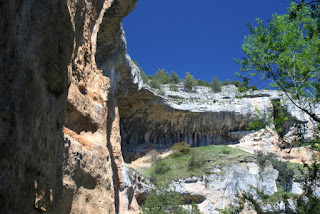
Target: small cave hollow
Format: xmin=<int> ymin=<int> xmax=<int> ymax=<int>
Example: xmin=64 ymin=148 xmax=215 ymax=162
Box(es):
xmin=64 ymin=103 xmax=99 ymax=135
xmin=183 ymin=194 xmax=206 ymax=205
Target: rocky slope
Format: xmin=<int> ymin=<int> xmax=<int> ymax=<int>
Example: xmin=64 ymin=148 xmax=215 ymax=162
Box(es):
xmin=0 ymin=0 xmax=140 ymax=213
xmin=128 ymin=159 xmax=299 ymax=214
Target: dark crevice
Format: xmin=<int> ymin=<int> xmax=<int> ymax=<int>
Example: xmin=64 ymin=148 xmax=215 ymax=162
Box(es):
xmin=183 ymin=194 xmax=206 ymax=205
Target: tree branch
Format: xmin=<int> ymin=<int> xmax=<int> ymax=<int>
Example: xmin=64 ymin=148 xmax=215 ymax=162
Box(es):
xmin=266 ymin=65 xmax=320 ymax=123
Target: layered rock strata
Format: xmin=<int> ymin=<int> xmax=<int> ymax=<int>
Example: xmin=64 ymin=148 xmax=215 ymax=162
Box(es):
xmin=118 ymin=84 xmax=319 ymax=162
xmin=0 ymin=0 xmax=139 ymax=213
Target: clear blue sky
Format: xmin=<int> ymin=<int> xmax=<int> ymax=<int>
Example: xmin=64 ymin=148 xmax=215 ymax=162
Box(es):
xmin=123 ymin=0 xmax=290 ymax=85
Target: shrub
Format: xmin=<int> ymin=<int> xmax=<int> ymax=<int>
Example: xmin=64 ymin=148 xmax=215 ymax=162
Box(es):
xmin=171 ymin=71 xmax=180 ymax=84
xmin=211 ymin=76 xmax=222 ymax=93
xmin=222 ymin=149 xmax=231 ymax=155
xmin=141 ymin=189 xmax=186 ymax=214
xmin=221 ymin=80 xmax=230 ymax=86
xmin=188 ymin=150 xmax=206 ymax=170
xmin=149 ymin=79 xmax=161 ymax=89
xmin=157 ymin=88 xmax=165 ymax=96
xmin=171 ymin=142 xmax=191 ymax=157
xmin=249 ymin=85 xmax=258 ymax=91
xmin=155 ymin=162 xmax=171 ymax=174
xmin=256 ymin=151 xmax=294 ymax=190
xmin=231 ymin=80 xmax=242 ymax=87
xmin=169 ymin=83 xmax=179 ymax=91
xmin=133 ymin=60 xmax=148 ymax=83
xmin=183 ymin=72 xmax=196 ymax=92
xmin=150 ymin=174 xmax=158 ymax=184
xmin=196 ymin=79 xmax=210 ymax=87
xmin=247 ymin=119 xmax=267 ymax=131
xmin=155 ymin=69 xmax=171 ymax=84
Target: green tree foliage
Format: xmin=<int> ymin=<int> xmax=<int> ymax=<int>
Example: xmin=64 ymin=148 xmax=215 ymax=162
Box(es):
xmin=141 ymin=188 xmax=202 ymax=214
xmin=211 ymin=76 xmax=222 ymax=93
xmin=141 ymin=189 xmax=186 ymax=214
xmin=236 ymin=2 xmax=320 ymax=123
xmin=132 ymin=60 xmax=148 ymax=83
xmin=154 ymin=162 xmax=170 ymax=174
xmin=188 ymin=150 xmax=206 ymax=170
xmin=147 ymin=75 xmax=154 ymax=80
xmin=169 ymin=83 xmax=179 ymax=91
xmin=155 ymin=69 xmax=172 ymax=84
xmin=256 ymin=151 xmax=294 ymax=190
xmin=220 ymin=80 xmax=230 ymax=86
xmin=196 ymin=79 xmax=211 ymax=87
xmin=149 ymin=79 xmax=161 ymax=89
xmin=171 ymin=142 xmax=191 ymax=157
xmin=171 ymin=71 xmax=180 ymax=83
xmin=184 ymin=72 xmax=196 ymax=92
xmin=230 ymin=80 xmax=244 ymax=88
xmin=297 ymin=158 xmax=320 ymax=213
xmin=249 ymin=85 xmax=258 ymax=91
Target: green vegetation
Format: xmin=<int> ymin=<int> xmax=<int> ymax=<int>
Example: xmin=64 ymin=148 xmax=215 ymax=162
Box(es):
xmin=183 ymin=72 xmax=196 ymax=92
xmin=235 ymin=2 xmax=320 ymax=212
xmin=154 ymin=162 xmax=171 ymax=174
xmin=196 ymin=79 xmax=211 ymax=87
xmin=169 ymin=83 xmax=179 ymax=91
xmin=140 ymin=145 xmax=253 ymax=186
xmin=149 ymin=79 xmax=161 ymax=89
xmin=256 ymin=151 xmax=294 ymax=190
xmin=157 ymin=88 xmax=165 ymax=96
xmin=155 ymin=69 xmax=172 ymax=84
xmin=141 ymin=188 xmax=201 ymax=214
xmin=171 ymin=142 xmax=191 ymax=157
xmin=220 ymin=80 xmax=230 ymax=86
xmin=246 ymin=100 xmax=290 ymax=137
xmin=259 ymin=186 xmax=297 ymax=204
xmin=236 ymin=2 xmax=320 ymax=124
xmin=134 ymin=63 xmax=259 ymax=93
xmin=211 ymin=76 xmax=222 ymax=93
xmin=140 ymin=189 xmax=184 ymax=214
xmin=171 ymin=71 xmax=180 ymax=84
xmin=132 ymin=60 xmax=148 ymax=83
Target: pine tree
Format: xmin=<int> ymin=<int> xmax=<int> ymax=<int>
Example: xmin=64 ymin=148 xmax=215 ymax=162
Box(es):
xmin=211 ymin=76 xmax=221 ymax=93
xmin=183 ymin=72 xmax=196 ymax=92
xmin=171 ymin=71 xmax=180 ymax=83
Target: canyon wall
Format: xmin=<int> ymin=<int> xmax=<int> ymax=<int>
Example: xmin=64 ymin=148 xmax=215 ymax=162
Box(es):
xmin=118 ymin=84 xmax=318 ymax=162
xmin=0 ymin=0 xmax=138 ymax=213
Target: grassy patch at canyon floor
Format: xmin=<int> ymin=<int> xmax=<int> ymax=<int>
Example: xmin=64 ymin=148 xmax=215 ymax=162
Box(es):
xmin=138 ymin=145 xmax=254 ymax=186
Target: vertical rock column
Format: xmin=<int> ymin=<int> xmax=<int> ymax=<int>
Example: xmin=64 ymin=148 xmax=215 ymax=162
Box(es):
xmin=0 ymin=0 xmax=138 ymax=213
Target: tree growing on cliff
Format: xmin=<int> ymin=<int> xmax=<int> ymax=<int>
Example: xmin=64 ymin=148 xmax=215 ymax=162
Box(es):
xmin=171 ymin=71 xmax=180 ymax=83
xmin=183 ymin=72 xmax=196 ymax=92
xmin=236 ymin=2 xmax=320 ymax=123
xmin=211 ymin=76 xmax=222 ymax=93
xmin=155 ymin=69 xmax=171 ymax=84
xmin=236 ymin=2 xmax=320 ymax=212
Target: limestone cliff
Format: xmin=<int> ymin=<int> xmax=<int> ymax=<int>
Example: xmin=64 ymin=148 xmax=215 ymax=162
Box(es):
xmin=0 ymin=0 xmax=138 ymax=213
xmin=119 ymin=83 xmax=318 ymax=163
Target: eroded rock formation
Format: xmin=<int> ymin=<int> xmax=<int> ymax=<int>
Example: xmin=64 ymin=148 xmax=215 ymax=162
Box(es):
xmin=0 ymin=0 xmax=139 ymax=213
xmin=118 ymin=83 xmax=319 ymax=162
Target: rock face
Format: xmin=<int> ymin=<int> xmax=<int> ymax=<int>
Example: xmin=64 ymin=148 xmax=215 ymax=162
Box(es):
xmin=119 ymin=83 xmax=319 ymax=162
xmin=0 ymin=0 xmax=139 ymax=213
xmin=128 ymin=162 xmax=295 ymax=214
xmin=169 ymin=162 xmax=280 ymax=214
